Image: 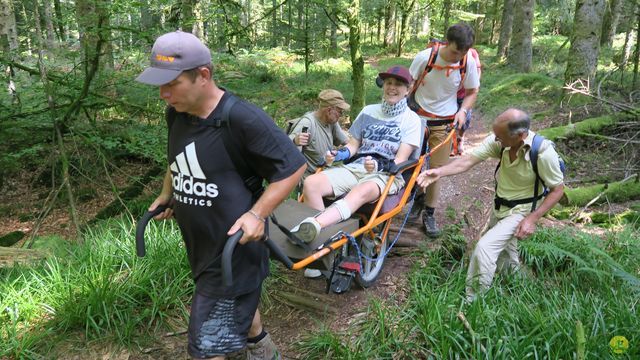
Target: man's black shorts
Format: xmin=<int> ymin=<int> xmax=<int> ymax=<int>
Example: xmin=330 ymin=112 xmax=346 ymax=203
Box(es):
xmin=187 ymin=286 xmax=261 ymax=359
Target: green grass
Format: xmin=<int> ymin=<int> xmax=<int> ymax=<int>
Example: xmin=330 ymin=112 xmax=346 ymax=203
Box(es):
xmin=0 ymin=218 xmax=192 ymax=357
xmin=297 ymin=226 xmax=640 ymax=359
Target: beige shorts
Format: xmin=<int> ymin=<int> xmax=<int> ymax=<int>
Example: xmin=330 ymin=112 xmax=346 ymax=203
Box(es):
xmin=323 ymin=163 xmax=406 ymax=198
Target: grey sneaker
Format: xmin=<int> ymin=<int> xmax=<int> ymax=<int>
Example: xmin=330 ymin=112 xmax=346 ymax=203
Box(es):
xmin=247 ymin=333 xmax=281 ymax=360
xmin=290 ymin=217 xmax=321 ymax=244
xmin=303 ymin=268 xmax=323 ymax=279
xmin=422 ymin=212 xmax=441 ymax=238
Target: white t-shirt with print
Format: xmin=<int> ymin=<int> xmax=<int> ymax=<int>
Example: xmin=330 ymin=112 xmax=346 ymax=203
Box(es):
xmin=348 ymin=104 xmax=421 ymax=167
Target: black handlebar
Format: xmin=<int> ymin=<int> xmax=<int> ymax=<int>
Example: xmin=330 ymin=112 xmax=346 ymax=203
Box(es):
xmin=135 ymin=205 xmax=169 ymax=257
xmin=221 ymin=229 xmax=294 ymax=287
xmin=135 ymin=206 xmax=294 ymax=287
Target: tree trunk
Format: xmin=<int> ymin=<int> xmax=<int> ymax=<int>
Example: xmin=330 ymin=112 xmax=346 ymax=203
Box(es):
xmin=181 ymin=0 xmax=196 ymax=33
xmin=42 ymin=0 xmax=56 ymax=48
xmin=271 ymin=0 xmax=278 ymax=47
xmin=53 ymin=0 xmax=65 ymax=41
xmin=488 ymin=0 xmax=501 ymax=45
xmin=396 ymin=0 xmax=416 ymax=57
xmin=422 ymin=8 xmax=430 ymax=35
xmin=193 ymin=1 xmax=205 ymax=40
xmin=497 ymin=0 xmax=515 ymax=60
xmin=565 ymin=0 xmax=606 ymax=85
xmin=442 ymin=0 xmax=452 ymax=36
xmin=600 ymin=0 xmax=624 ymax=47
xmin=140 ymin=0 xmax=153 ymax=34
xmin=328 ymin=0 xmax=338 ymax=56
xmin=303 ymin=3 xmax=310 ymax=74
xmin=633 ymin=11 xmax=640 ymax=89
xmin=347 ymin=0 xmax=364 ymax=117
xmin=474 ymin=2 xmax=486 ymax=44
xmin=0 ymin=0 xmax=18 ymax=51
xmin=507 ymin=0 xmax=534 ymax=72
xmin=619 ymin=19 xmax=635 ymax=83
xmin=383 ymin=0 xmax=395 ymax=48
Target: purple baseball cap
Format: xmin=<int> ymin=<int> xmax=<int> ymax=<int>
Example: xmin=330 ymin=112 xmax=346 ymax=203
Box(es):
xmin=376 ymin=65 xmax=413 ymax=87
xmin=135 ymin=30 xmax=212 ymax=86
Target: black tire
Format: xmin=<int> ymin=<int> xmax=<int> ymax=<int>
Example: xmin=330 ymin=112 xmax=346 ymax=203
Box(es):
xmin=354 ymin=231 xmax=390 ymax=288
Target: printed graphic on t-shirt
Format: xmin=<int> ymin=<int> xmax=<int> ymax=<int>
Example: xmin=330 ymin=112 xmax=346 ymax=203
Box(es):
xmin=170 ymin=142 xmax=219 ymax=207
xmin=353 ymin=114 xmax=401 ymax=163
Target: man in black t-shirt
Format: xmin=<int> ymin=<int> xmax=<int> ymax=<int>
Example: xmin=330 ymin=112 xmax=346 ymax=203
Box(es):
xmin=136 ymin=31 xmax=305 ymax=360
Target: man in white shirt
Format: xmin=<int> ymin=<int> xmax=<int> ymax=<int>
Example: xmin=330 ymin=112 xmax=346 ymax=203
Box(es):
xmin=409 ymin=23 xmax=480 ymax=238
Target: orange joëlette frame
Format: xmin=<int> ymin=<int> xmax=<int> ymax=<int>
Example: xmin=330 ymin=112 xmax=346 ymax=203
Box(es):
xmin=290 ymin=128 xmax=456 ymax=271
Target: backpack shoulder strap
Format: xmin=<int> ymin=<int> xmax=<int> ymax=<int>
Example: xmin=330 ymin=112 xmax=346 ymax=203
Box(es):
xmin=219 ymin=95 xmax=265 ymax=200
xmin=459 ymin=52 xmax=469 ymax=84
xmin=410 ymin=44 xmax=440 ymax=95
xmin=286 ymin=114 xmax=312 ymax=135
xmin=530 ymin=134 xmax=544 ymax=180
xmin=529 ymin=134 xmax=547 ymax=212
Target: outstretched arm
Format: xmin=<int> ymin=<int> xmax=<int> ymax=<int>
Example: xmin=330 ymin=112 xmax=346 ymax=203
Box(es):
xmin=228 ymin=163 xmax=307 ymax=244
xmin=417 ymin=154 xmax=482 ymax=189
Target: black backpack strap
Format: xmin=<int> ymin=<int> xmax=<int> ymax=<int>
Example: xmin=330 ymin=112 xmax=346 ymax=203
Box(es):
xmin=219 ymin=95 xmax=265 ymax=201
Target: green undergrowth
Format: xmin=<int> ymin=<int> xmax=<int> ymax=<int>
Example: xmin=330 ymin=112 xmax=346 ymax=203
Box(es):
xmin=0 ymin=214 xmax=288 ymax=358
xmin=297 ymin=226 xmax=640 ymax=359
xmin=0 ymin=218 xmax=191 ymax=357
xmin=476 ymin=70 xmax=564 ymax=121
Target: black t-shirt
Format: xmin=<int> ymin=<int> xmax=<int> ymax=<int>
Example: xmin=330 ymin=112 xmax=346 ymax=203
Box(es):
xmin=167 ymin=91 xmax=305 ymax=297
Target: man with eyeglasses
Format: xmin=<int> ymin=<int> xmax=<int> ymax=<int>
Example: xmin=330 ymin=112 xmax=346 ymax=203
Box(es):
xmin=288 ymin=89 xmax=351 ymax=179
xmin=417 ymin=109 xmax=564 ymax=302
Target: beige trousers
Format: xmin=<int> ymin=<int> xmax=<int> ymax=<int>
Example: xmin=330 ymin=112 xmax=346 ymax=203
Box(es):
xmin=424 ymin=125 xmax=452 ymax=208
xmin=465 ymin=213 xmax=524 ymax=300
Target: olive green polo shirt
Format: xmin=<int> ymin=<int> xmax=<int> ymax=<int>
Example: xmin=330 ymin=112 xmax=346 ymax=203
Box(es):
xmin=471 ymin=131 xmax=564 ymax=218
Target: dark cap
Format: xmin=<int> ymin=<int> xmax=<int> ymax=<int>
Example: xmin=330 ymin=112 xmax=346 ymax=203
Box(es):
xmin=135 ymin=31 xmax=212 ymax=86
xmin=376 ymin=66 xmax=413 ymax=87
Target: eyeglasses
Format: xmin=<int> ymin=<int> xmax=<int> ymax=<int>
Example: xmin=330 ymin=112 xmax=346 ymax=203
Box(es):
xmin=333 ymin=107 xmax=344 ymax=116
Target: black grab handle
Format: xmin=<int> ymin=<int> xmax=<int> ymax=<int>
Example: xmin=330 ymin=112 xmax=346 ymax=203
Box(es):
xmin=222 ymin=230 xmax=294 ymax=287
xmin=135 ymin=205 xmax=169 ymax=257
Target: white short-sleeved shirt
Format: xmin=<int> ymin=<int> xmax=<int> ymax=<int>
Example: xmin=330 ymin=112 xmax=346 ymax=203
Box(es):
xmin=409 ymin=47 xmax=480 ymax=117
xmin=471 ymin=131 xmax=565 ymax=218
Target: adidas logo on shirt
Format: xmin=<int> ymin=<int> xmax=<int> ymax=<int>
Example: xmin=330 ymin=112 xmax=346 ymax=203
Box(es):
xmin=171 ymin=142 xmax=219 ymax=207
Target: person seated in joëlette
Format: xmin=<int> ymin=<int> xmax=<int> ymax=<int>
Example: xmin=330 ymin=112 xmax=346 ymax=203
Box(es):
xmin=290 ymin=66 xmax=421 ymax=244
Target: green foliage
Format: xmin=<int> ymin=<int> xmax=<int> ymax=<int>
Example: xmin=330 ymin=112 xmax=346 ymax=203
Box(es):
xmin=299 ymin=226 xmax=640 ymax=358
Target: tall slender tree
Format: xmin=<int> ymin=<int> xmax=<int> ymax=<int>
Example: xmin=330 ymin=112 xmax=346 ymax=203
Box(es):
xmin=507 ymin=0 xmax=534 ymax=72
xmin=383 ymin=0 xmax=395 ymax=48
xmin=347 ymin=0 xmax=364 ymax=117
xmin=0 ymin=0 xmax=19 ymax=51
xmin=497 ymin=0 xmax=515 ymax=60
xmin=600 ymin=0 xmax=625 ymax=47
xmin=396 ymin=0 xmax=416 ymax=56
xmin=565 ymin=0 xmax=606 ymax=85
